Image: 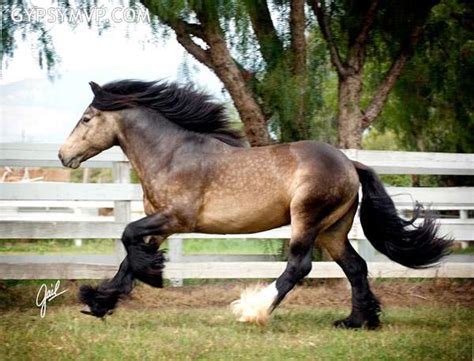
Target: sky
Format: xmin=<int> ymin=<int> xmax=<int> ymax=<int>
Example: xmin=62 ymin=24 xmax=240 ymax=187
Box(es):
xmin=1 ymin=2 xmax=224 ymax=143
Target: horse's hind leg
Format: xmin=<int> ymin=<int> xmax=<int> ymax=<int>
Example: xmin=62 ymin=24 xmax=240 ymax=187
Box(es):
xmin=318 ymin=202 xmax=381 ymax=329
xmin=333 ymin=242 xmax=380 ymax=329
xmin=231 ymin=192 xmax=323 ymax=325
xmin=231 ymin=226 xmax=316 ymax=325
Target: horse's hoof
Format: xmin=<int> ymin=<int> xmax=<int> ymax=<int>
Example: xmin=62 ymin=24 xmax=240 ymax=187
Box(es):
xmin=333 ymin=318 xmax=362 ymax=329
xmin=334 ymin=317 xmax=380 ymax=330
xmin=80 ymin=304 xmax=113 ymax=318
xmin=80 ymin=305 xmax=93 ymax=315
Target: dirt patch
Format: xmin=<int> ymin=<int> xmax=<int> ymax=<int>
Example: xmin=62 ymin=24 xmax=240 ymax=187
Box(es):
xmin=126 ymin=279 xmax=474 ymax=310
xmin=2 ymin=279 xmax=471 ymax=312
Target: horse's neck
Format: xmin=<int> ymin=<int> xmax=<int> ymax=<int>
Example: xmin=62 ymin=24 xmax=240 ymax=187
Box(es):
xmin=116 ymin=111 xmax=225 ymax=185
xmin=117 ymin=117 xmax=175 ymax=180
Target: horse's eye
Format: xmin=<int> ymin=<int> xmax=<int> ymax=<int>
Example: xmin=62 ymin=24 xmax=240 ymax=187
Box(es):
xmin=82 ymin=117 xmax=91 ymax=123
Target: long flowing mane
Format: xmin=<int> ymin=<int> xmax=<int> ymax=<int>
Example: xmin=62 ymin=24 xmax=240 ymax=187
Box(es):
xmin=90 ymin=79 xmax=244 ymax=147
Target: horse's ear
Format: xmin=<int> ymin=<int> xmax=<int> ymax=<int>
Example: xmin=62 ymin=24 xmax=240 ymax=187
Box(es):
xmin=89 ymin=81 xmax=102 ymax=96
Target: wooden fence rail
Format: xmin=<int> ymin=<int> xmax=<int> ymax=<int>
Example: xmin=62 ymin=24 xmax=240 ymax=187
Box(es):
xmin=1 ymin=143 xmax=473 ymax=280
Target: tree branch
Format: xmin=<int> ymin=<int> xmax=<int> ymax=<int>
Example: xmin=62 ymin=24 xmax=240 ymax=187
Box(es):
xmin=244 ymin=0 xmax=284 ymax=68
xmin=362 ymin=23 xmax=426 ymax=128
xmin=290 ymin=0 xmax=306 ymax=77
xmin=347 ymin=0 xmax=378 ymax=70
xmin=141 ymin=1 xmax=211 ymax=67
xmin=173 ymin=20 xmax=212 ymax=68
xmin=353 ymin=0 xmax=379 ymax=48
xmin=311 ymin=0 xmax=347 ymax=77
xmin=142 ymin=0 xmax=270 ymax=145
xmin=362 ymin=53 xmax=408 ymax=128
xmin=289 ymin=0 xmax=310 ymax=139
xmin=181 ymin=21 xmax=205 ymax=40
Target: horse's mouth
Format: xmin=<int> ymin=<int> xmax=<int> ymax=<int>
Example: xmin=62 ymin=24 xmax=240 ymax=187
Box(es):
xmin=60 ymin=156 xmax=82 ymax=169
xmin=67 ymin=158 xmax=81 ymax=169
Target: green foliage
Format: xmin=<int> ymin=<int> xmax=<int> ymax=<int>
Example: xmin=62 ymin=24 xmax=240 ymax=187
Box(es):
xmin=363 ymin=128 xmax=400 ymax=151
xmin=0 ymin=238 xmax=115 ymax=254
xmin=3 ymin=0 xmax=471 ymax=150
xmin=2 ymin=0 xmax=61 ymax=77
xmin=70 ymin=168 xmax=113 ymax=183
xmin=374 ymin=0 xmax=474 ymax=154
xmin=145 ymin=0 xmax=325 ymax=142
xmin=0 ymin=237 xmax=284 ymax=256
xmin=182 ymin=238 xmax=283 ymax=255
xmin=362 ymin=129 xmax=412 ymax=186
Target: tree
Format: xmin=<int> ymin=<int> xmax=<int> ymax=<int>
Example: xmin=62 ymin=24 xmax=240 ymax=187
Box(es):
xmin=311 ymin=0 xmax=441 ymax=148
xmin=2 ymin=0 xmax=60 ymax=77
xmin=142 ymin=0 xmax=323 ymax=145
xmin=2 ymin=0 xmax=454 ymax=149
xmin=375 ymin=0 xmax=473 ymax=154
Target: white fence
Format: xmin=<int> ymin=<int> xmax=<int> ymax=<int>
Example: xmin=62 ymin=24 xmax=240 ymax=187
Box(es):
xmin=0 ymin=143 xmax=473 ymax=280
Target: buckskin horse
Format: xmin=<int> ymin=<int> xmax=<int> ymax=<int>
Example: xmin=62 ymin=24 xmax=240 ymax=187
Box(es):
xmin=58 ymin=80 xmax=451 ymax=329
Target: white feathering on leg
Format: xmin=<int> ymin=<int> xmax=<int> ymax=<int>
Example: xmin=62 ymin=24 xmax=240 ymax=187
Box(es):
xmin=230 ymin=282 xmax=278 ymax=326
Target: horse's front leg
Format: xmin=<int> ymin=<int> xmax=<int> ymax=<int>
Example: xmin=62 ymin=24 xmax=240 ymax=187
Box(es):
xmin=79 ymin=213 xmax=172 ymax=318
xmin=79 ymin=256 xmax=134 ymax=317
xmin=121 ymin=214 xmax=170 ymax=287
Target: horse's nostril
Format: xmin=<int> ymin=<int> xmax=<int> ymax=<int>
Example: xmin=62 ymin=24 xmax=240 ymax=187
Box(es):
xmin=58 ymin=152 xmax=70 ymax=167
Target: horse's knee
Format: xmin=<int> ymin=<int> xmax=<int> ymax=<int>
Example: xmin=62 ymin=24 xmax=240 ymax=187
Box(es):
xmin=122 ymin=223 xmax=138 ymax=246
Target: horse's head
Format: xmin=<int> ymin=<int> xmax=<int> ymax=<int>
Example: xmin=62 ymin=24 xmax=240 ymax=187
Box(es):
xmin=58 ymin=82 xmax=120 ymax=169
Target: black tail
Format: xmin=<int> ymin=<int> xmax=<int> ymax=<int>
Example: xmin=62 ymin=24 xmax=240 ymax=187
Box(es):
xmin=354 ymin=161 xmax=452 ymax=269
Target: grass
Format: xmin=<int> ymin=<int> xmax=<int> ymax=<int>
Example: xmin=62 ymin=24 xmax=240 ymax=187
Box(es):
xmin=0 ymin=238 xmax=284 ymax=256
xmin=1 ymin=305 xmax=471 ymax=360
xmin=182 ymin=238 xmax=282 ymax=255
xmin=451 ymin=246 xmax=474 ymax=255
xmin=2 ymin=238 xmax=471 ymax=257
xmin=0 ymin=239 xmax=116 ymax=255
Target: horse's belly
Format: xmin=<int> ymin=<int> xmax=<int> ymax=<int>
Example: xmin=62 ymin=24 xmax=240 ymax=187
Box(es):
xmin=195 ymin=197 xmax=290 ymax=234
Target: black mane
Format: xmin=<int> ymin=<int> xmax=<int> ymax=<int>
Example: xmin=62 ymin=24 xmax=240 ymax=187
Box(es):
xmin=91 ymin=79 xmax=244 ymax=147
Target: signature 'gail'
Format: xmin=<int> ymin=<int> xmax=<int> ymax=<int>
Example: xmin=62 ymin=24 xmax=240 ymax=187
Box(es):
xmin=58 ymin=80 xmax=451 ymax=328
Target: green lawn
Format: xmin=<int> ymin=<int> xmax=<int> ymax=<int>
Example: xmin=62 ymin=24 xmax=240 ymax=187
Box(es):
xmin=1 ymin=305 xmax=471 ymax=360
xmin=452 ymin=246 xmax=474 ymax=255
xmin=0 ymin=238 xmax=284 ymax=255
xmin=0 ymin=239 xmax=116 ymax=254
xmin=1 ymin=238 xmax=471 ymax=257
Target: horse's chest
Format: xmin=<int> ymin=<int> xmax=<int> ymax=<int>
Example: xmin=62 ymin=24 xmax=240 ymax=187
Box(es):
xmin=142 ymin=180 xmax=203 ymax=224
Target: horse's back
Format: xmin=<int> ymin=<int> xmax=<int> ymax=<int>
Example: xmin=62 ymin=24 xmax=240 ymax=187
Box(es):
xmin=195 ymin=141 xmax=358 ymax=234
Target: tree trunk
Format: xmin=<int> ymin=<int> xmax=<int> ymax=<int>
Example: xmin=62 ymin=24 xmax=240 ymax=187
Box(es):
xmin=144 ymin=2 xmax=271 ymax=147
xmin=204 ymin=32 xmax=270 ymax=147
xmin=290 ymin=0 xmax=310 ymax=140
xmin=337 ymin=74 xmax=364 ymax=148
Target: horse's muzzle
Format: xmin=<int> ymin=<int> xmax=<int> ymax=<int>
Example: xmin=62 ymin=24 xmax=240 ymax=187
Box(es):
xmin=58 ymin=152 xmax=81 ymax=169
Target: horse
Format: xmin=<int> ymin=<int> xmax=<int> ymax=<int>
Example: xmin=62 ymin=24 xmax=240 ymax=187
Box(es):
xmin=58 ymin=80 xmax=451 ymax=329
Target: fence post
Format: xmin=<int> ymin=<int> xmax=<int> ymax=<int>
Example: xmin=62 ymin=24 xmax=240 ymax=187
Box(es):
xmin=73 ymin=208 xmax=83 ymax=247
xmin=112 ymin=161 xmax=131 ymax=264
xmin=168 ymin=237 xmax=183 ymax=287
xmin=460 ymin=210 xmax=469 ymax=249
